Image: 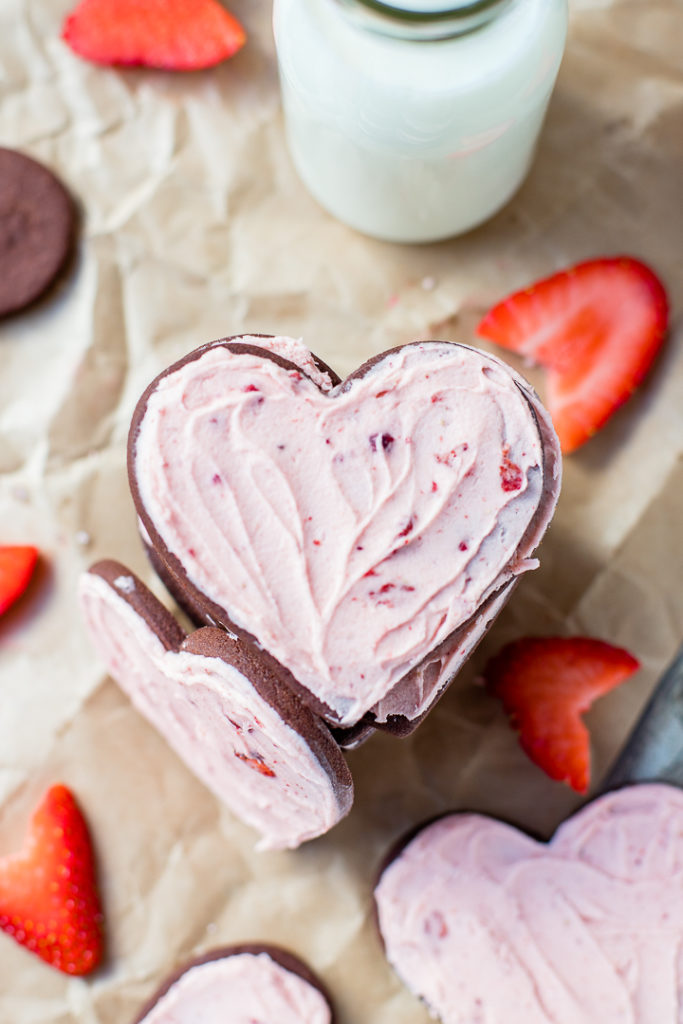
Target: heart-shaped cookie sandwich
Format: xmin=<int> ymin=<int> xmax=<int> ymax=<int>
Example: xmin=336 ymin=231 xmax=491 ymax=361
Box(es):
xmin=79 ymin=561 xmax=352 ymax=849
xmin=129 ymin=336 xmax=561 ymax=732
xmin=133 ymin=945 xmax=333 ymax=1023
xmin=375 ymin=784 xmax=683 ymax=1023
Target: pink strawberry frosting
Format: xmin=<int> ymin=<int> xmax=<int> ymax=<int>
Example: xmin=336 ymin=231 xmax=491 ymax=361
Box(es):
xmin=375 ymin=784 xmax=683 ymax=1023
xmin=133 ymin=337 xmax=560 ymax=726
xmin=78 ymin=571 xmax=351 ymax=850
xmin=138 ymin=952 xmax=331 ymax=1023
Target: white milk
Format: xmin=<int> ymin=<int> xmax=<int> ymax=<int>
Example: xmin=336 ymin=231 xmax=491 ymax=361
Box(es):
xmin=273 ymin=0 xmax=568 ymax=243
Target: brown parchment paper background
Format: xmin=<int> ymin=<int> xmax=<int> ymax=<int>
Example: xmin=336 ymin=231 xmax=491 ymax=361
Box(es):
xmin=1 ymin=0 xmax=682 ymax=1020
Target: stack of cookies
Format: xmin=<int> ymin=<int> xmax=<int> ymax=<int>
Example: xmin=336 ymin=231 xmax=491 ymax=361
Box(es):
xmin=80 ymin=334 xmax=561 ymax=848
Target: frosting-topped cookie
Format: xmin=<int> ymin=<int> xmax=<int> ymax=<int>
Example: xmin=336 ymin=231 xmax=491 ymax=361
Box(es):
xmin=129 ymin=336 xmax=561 ymax=729
xmin=79 ymin=561 xmax=352 ymax=850
xmin=133 ymin=945 xmax=334 ymax=1024
xmin=375 ymin=784 xmax=683 ymax=1023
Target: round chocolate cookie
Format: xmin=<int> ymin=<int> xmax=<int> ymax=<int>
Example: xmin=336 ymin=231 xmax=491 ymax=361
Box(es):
xmin=133 ymin=944 xmax=335 ymax=1024
xmin=0 ymin=147 xmax=76 ymax=317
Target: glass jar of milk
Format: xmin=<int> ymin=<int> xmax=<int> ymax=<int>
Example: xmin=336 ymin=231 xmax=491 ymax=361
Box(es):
xmin=273 ymin=0 xmax=568 ymax=243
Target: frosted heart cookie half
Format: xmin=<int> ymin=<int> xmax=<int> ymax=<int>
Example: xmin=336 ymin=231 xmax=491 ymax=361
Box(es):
xmin=78 ymin=561 xmax=352 ymax=849
xmin=129 ymin=336 xmax=561 ymax=732
xmin=133 ymin=945 xmax=334 ymax=1023
xmin=375 ymin=785 xmax=683 ymax=1023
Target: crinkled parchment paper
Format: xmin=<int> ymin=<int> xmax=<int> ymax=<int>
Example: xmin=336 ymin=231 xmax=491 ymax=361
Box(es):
xmin=1 ymin=0 xmax=682 ymax=1020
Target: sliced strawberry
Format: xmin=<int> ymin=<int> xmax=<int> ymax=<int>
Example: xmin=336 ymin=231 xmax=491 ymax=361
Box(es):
xmin=0 ymin=545 xmax=39 ymax=617
xmin=477 ymin=257 xmax=669 ymax=453
xmin=484 ymin=637 xmax=640 ymax=793
xmin=0 ymin=785 xmax=104 ymax=975
xmin=62 ymin=0 xmax=246 ymax=71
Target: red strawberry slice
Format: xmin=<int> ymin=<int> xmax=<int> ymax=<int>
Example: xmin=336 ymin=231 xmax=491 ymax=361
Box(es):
xmin=477 ymin=257 xmax=669 ymax=453
xmin=0 ymin=545 xmax=39 ymax=617
xmin=484 ymin=637 xmax=640 ymax=793
xmin=0 ymin=785 xmax=104 ymax=975
xmin=62 ymin=0 xmax=246 ymax=71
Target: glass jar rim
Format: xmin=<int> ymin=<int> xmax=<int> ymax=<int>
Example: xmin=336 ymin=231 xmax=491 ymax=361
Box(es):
xmin=331 ymin=0 xmax=511 ymax=40
xmin=356 ymin=0 xmax=504 ymax=21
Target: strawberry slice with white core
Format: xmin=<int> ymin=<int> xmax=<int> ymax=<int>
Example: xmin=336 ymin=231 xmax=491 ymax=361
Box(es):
xmin=477 ymin=257 xmax=669 ymax=453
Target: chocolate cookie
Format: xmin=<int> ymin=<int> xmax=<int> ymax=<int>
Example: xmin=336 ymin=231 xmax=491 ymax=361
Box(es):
xmin=79 ymin=560 xmax=353 ymax=850
xmin=0 ymin=148 xmax=76 ymax=317
xmin=134 ymin=944 xmax=335 ymax=1023
xmin=128 ymin=334 xmax=561 ymax=732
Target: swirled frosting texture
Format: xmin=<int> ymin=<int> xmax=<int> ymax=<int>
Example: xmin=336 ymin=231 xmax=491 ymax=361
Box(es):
xmin=138 ymin=952 xmax=331 ymax=1024
xmin=133 ymin=338 xmax=560 ymax=725
xmin=79 ymin=572 xmax=350 ymax=849
xmin=375 ymin=785 xmax=683 ymax=1023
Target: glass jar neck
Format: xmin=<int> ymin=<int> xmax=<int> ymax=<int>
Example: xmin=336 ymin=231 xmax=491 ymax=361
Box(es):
xmin=330 ymin=0 xmax=513 ymax=41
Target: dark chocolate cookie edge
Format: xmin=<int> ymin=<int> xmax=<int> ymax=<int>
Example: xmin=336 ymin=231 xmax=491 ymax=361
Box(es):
xmin=132 ymin=943 xmax=336 ymax=1024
